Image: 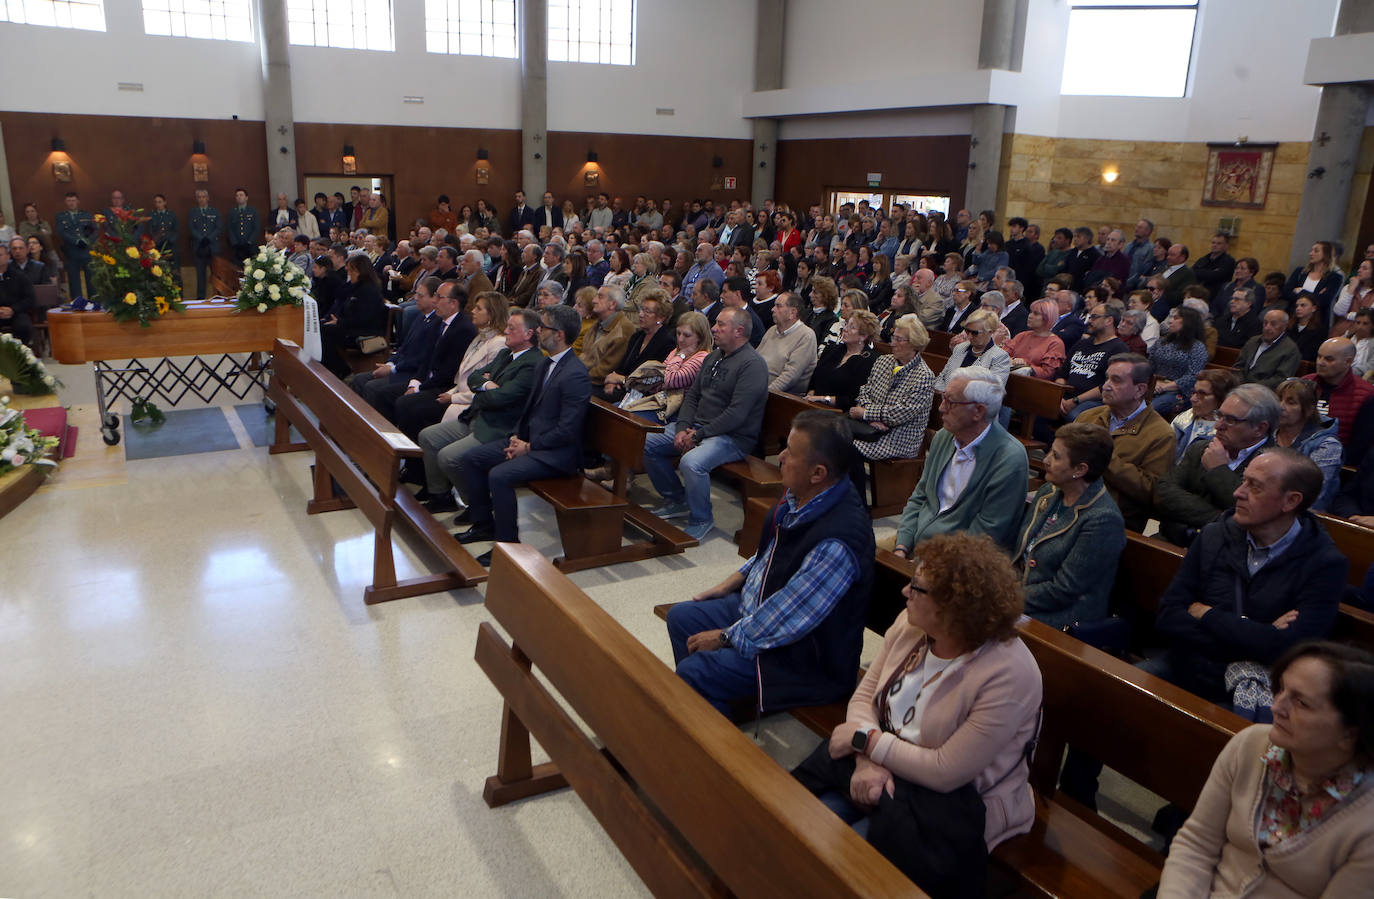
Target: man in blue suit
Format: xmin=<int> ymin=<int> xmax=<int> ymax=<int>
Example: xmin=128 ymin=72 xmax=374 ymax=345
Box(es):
xmin=456 ymin=303 xmax=592 ymax=566
xmin=350 ymin=275 xmax=441 ymax=405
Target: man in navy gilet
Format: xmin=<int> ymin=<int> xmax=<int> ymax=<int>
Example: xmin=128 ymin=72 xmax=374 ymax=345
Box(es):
xmin=666 ymin=411 xmax=876 ymax=717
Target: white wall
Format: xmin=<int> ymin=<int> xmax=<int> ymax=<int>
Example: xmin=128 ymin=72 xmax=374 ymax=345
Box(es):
xmin=1015 ymin=0 xmax=1338 ymax=143
xmin=0 ymin=0 xmax=265 ymax=120
xmin=778 ymin=108 xmax=973 ymax=140
xmin=780 ymin=0 xmax=983 ymax=90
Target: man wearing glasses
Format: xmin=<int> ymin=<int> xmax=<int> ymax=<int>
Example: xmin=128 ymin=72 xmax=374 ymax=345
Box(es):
xmin=1156 ymin=383 xmax=1279 ymax=546
xmin=884 ymin=368 xmax=1029 ymax=558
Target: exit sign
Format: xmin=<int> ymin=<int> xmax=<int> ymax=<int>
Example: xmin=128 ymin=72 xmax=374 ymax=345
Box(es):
xmin=867 ymin=172 xmax=882 ymax=188
xmin=723 ymin=176 xmax=737 ymax=190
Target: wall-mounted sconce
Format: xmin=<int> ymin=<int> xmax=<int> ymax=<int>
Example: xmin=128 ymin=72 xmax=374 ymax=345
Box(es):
xmin=342 ymin=144 xmax=357 ymax=175
xmin=192 ymin=139 xmax=206 ymax=155
xmin=712 ymin=156 xmax=723 ymax=169
xmin=477 ymin=147 xmax=489 ymax=160
xmin=586 ymin=150 xmax=598 ymax=163
xmin=1102 ymin=167 xmax=1119 ymax=184
xmin=50 ymin=137 xmax=71 ymax=181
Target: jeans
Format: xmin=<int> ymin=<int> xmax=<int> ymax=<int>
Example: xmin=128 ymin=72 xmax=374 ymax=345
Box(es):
xmin=643 ymin=421 xmax=746 ymax=525
xmin=665 ymin=594 xmax=758 ymax=716
xmin=1151 ymin=391 xmax=1182 ymax=416
xmin=1065 ymin=398 xmax=1102 ymax=420
xmin=418 ymin=418 xmax=476 ymax=496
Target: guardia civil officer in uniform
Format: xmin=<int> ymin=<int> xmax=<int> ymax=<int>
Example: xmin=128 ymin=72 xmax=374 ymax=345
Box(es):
xmin=226 ymin=187 xmax=260 ymax=265
xmin=147 ymin=194 xmax=180 ymax=284
xmin=55 ymin=191 xmax=96 ymax=300
xmin=189 ymin=189 xmax=223 ymax=300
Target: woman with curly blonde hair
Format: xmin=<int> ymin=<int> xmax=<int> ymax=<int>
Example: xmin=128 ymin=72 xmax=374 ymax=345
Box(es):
xmin=793 ymin=532 xmax=1043 ymax=897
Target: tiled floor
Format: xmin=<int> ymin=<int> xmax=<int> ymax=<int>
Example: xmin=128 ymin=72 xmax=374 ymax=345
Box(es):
xmin=3 ymin=359 xmax=1162 ymax=897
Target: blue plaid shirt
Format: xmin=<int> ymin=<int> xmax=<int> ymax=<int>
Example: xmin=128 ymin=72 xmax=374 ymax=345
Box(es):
xmin=723 ymin=481 xmax=861 ymax=660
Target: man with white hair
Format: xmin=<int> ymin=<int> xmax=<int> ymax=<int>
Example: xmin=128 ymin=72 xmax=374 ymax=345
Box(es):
xmin=460 ymin=249 xmax=493 ymax=295
xmin=540 ymin=242 xmax=566 ymax=283
xmin=911 ymin=268 xmax=944 ymax=330
xmin=578 ymin=284 xmax=636 ymax=386
xmin=1000 ymin=279 xmax=1029 ymax=335
xmin=885 ymin=367 xmax=1030 ymax=557
xmin=1083 ymin=228 xmax=1129 ymax=290
xmin=585 ymin=238 xmax=609 ymax=287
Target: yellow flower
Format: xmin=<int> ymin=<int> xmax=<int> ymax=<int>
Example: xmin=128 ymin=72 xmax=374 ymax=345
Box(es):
xmin=123 ymin=292 xmax=138 ymax=305
xmin=125 ymin=246 xmax=140 ymax=260
xmin=103 ymin=254 xmax=117 ymax=265
xmin=94 ymin=213 xmax=106 ymax=223
xmin=155 ymin=297 xmax=170 ymax=315
xmin=151 ymin=266 xmax=162 ymax=277
xmin=149 ymin=249 xmax=161 ymax=260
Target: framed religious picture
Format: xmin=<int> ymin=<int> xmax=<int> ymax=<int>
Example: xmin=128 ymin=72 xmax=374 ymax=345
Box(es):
xmin=1201 ymin=143 xmax=1276 ymax=209
xmin=52 ymin=160 xmax=73 ymax=182
xmin=475 ymin=163 xmax=490 ymax=185
xmin=584 ymin=169 xmax=599 ymax=189
xmin=192 ymin=160 xmax=209 ymax=182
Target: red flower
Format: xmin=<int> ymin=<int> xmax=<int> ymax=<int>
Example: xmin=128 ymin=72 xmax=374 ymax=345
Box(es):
xmin=140 ymin=258 xmax=152 ymax=269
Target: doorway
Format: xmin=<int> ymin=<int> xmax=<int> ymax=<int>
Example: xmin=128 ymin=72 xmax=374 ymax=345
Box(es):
xmin=304 ymin=174 xmax=396 ymax=243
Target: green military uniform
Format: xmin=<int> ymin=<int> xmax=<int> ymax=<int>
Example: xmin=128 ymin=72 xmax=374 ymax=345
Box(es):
xmin=147 ymin=208 xmax=181 ymax=285
xmin=226 ymin=203 xmax=260 ymax=265
xmin=189 ymin=204 xmax=223 ymax=300
xmin=56 ymin=207 xmax=96 ymax=299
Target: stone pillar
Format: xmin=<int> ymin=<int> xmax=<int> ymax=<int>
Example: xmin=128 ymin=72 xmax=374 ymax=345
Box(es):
xmin=519 ymin=0 xmax=548 ymax=199
xmin=1289 ymin=84 xmax=1369 ymax=271
xmin=967 ymin=0 xmax=1018 ymax=217
xmin=255 ymin=0 xmax=298 ymax=202
xmin=751 ymin=0 xmax=784 ymax=208
xmin=0 ymin=123 xmax=14 ymax=228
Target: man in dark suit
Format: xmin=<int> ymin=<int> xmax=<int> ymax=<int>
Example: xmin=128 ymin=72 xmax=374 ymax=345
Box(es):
xmin=350 ymin=276 xmax=441 ymax=406
xmin=535 ymin=192 xmax=563 ymax=232
xmin=456 ymin=304 xmax=592 ymax=565
xmin=8 ymin=237 xmax=47 ymax=286
xmin=376 ymin=281 xmax=475 ymax=426
xmin=0 ymin=243 xmax=37 ymax=345
xmin=507 ymin=190 xmax=537 ymax=236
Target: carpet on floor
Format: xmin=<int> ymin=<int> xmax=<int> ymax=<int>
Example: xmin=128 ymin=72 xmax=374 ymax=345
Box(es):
xmin=122 ymin=407 xmax=240 ymax=460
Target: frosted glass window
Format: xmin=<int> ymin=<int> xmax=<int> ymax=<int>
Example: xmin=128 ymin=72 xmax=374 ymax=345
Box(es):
xmin=548 ymin=0 xmax=634 ymax=66
xmin=425 ymin=0 xmax=516 ymax=57
xmin=287 ymin=0 xmax=393 ymax=51
xmin=142 ymin=0 xmax=252 ymax=41
xmin=0 ymin=0 xmax=106 ymax=30
xmin=1061 ymin=1 xmax=1197 ymax=98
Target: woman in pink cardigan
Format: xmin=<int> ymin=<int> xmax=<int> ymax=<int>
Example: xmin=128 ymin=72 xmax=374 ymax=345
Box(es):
xmin=1004 ymin=298 xmax=1066 ymax=379
xmin=1159 ymin=642 xmax=1374 ymax=898
xmin=792 ymin=532 xmax=1042 ymax=897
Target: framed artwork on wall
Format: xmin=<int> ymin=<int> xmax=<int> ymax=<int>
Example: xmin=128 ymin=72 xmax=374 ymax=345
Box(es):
xmin=1202 ymin=143 xmax=1276 ymax=209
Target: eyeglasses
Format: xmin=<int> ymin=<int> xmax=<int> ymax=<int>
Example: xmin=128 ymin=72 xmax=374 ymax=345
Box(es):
xmin=953 ymin=287 xmax=970 ymax=293
xmin=962 ymin=328 xmax=986 ymax=336
xmin=1216 ymin=412 xmax=1252 ymax=426
xmin=1087 ymin=313 xmax=1106 ymax=320
xmin=939 ymin=396 xmax=980 ymax=408
xmin=908 ymin=582 xmax=930 ymax=595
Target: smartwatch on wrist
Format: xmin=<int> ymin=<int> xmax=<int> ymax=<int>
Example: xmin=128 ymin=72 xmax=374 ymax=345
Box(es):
xmin=850 ymin=728 xmax=878 ymax=755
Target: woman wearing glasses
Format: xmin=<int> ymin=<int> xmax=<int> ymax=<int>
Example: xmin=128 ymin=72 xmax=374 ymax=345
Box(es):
xmin=793 ymin=532 xmax=1042 ymax=896
xmin=934 ymin=310 xmax=1011 ymax=391
xmin=939 ymin=279 xmax=981 ymax=332
xmin=846 ymin=313 xmax=936 ymax=471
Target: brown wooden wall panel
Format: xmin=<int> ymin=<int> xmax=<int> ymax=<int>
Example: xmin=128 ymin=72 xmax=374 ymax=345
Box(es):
xmin=293 ymin=122 xmax=524 ymax=236
xmin=1 ymin=111 xmax=268 ymax=259
xmin=546 ymin=132 xmax=753 ymax=212
xmin=774 ymin=134 xmax=971 ymax=212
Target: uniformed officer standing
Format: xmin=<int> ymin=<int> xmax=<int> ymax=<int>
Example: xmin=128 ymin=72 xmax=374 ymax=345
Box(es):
xmin=226 ymin=188 xmax=260 ymax=265
xmin=188 ymin=189 xmax=222 ymax=300
xmin=55 ymin=191 xmax=96 ymax=300
xmin=102 ymin=189 xmax=141 ymax=239
xmin=148 ymin=193 xmax=181 ymax=287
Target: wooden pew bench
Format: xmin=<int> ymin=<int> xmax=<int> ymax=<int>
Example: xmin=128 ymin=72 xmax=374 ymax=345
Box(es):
xmin=266 ymin=338 xmax=488 ymax=603
xmin=528 ymin=397 xmax=696 ymax=572
xmin=477 ymin=543 xmax=924 ymax=897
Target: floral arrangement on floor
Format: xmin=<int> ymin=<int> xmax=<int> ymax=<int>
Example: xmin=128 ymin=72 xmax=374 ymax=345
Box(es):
xmin=88 ymin=207 xmax=186 ymax=327
xmin=0 ymin=333 xmax=61 ymax=395
xmin=234 ymin=246 xmax=310 ymax=313
xmin=0 ymin=396 xmax=59 ymax=477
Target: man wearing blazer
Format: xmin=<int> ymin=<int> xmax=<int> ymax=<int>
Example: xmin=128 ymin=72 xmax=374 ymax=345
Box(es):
xmin=375 ymin=281 xmax=476 ymax=427
xmin=885 ymin=367 xmax=1030 ymax=557
xmin=456 ymin=303 xmax=592 ymax=565
xmin=417 ymin=308 xmax=544 ymax=515
xmin=351 ymin=276 xmax=441 ymax=405
xmin=506 ymin=190 xmax=537 ymax=236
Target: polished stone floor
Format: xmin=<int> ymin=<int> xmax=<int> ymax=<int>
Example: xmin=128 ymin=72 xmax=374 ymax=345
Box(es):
xmin=2 ymin=360 xmax=1162 ymax=897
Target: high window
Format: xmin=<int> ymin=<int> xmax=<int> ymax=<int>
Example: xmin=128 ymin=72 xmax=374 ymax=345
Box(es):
xmin=426 ymin=0 xmax=516 ymax=57
xmin=548 ymin=0 xmax=634 ymax=66
xmin=0 ymin=0 xmax=105 ymax=30
xmin=287 ymin=0 xmax=393 ymax=51
xmin=142 ymin=0 xmax=252 ymax=41
xmin=1061 ymin=1 xmax=1198 ymax=98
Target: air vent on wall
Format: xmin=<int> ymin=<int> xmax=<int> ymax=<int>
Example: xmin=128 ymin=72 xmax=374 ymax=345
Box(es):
xmin=118 ymin=82 xmax=145 ymax=92
xmin=403 ymin=96 xmax=425 ymax=104
xmin=655 ymin=107 xmax=675 ymax=116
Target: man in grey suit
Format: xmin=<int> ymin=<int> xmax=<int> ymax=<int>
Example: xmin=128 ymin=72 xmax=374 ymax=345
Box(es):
xmin=455 ymin=304 xmax=592 ymax=566
xmin=886 ymin=367 xmax=1030 ymax=557
xmin=1234 ymin=308 xmax=1301 ymax=390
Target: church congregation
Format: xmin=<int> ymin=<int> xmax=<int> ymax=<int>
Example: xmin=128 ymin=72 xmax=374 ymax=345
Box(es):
xmin=7 ymin=0 xmax=1374 ymax=896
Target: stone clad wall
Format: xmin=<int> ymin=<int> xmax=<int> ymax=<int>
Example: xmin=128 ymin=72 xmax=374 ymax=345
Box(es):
xmin=1000 ymin=132 xmax=1374 ymax=281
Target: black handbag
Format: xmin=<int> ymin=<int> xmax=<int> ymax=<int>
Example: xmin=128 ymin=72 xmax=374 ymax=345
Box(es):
xmin=847 ymin=418 xmax=883 ymax=441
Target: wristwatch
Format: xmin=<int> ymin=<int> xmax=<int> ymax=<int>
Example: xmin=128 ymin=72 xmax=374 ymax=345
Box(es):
xmin=850 ymin=728 xmax=879 ymax=755
xmin=717 ymin=630 xmax=732 ymax=649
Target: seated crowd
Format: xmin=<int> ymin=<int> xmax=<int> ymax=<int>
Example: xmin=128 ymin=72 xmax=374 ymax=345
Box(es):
xmin=27 ymin=185 xmax=1374 ymax=895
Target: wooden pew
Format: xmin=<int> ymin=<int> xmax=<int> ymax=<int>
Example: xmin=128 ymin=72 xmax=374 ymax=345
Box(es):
xmin=267 ymin=338 xmax=488 ymax=602
xmin=476 ymin=543 xmax=924 ymax=898
xmin=1317 ymin=511 xmax=1374 ymax=588
xmin=528 ymin=397 xmax=696 ymax=572
xmin=1004 ymin=372 xmax=1068 ymax=469
xmin=926 ymin=328 xmax=953 ymax=357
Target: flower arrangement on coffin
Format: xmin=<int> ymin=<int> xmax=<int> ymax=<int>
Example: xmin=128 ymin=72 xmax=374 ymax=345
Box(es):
xmin=234 ymin=246 xmax=310 ymax=313
xmin=88 ymin=207 xmax=186 ymax=327
xmin=0 ymin=333 xmax=62 ymax=395
xmin=0 ymin=396 xmax=59 ymax=477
